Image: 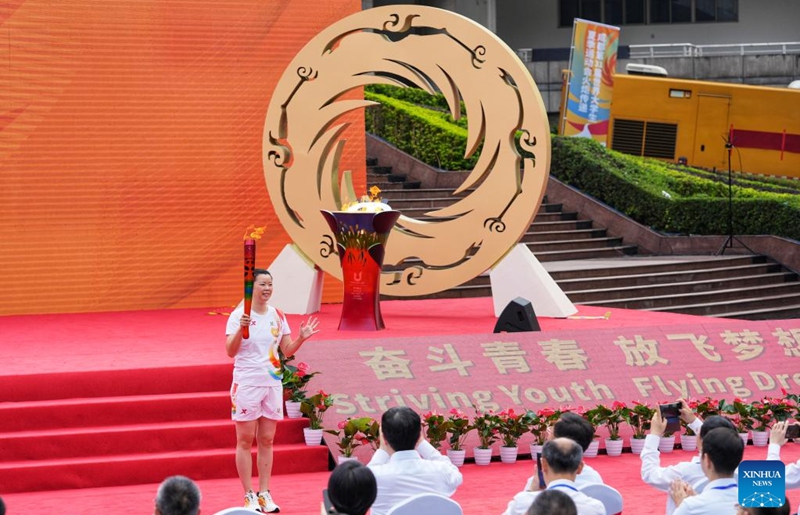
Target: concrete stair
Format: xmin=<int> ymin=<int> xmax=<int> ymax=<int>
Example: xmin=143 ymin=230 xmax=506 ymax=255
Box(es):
xmin=367 ymin=155 xmax=800 ymax=320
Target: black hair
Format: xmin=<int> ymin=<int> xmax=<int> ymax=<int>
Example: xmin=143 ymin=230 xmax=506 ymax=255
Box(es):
xmin=327 ymin=461 xmax=377 ymax=515
xmin=699 ymin=415 xmax=736 ymax=439
xmin=254 ymin=268 xmax=272 ymax=280
xmin=381 ymin=406 xmax=421 ymax=452
xmin=0 ymin=496 xmax=5 ymax=515
xmin=701 ymin=427 xmax=744 ymax=476
xmin=554 ymin=412 xmax=595 ymax=452
xmin=542 ymin=438 xmax=583 ymax=474
xmin=527 ymin=489 xmax=577 ymax=515
xmin=155 ymin=476 xmax=201 ymax=515
xmin=744 ymin=498 xmax=791 ymax=515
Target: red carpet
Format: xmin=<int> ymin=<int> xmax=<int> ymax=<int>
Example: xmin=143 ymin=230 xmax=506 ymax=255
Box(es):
xmin=3 ymin=444 xmax=800 ymax=514
xmin=0 ymin=297 xmax=773 ymax=508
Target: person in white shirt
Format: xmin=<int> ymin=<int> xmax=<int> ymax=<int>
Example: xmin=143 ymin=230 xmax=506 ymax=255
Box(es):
xmin=367 ymin=407 xmax=463 ymax=515
xmin=225 ymin=268 xmax=321 ymax=513
xmin=764 ymin=420 xmax=800 ymax=490
xmin=641 ymin=399 xmax=736 ymax=515
xmin=526 ymin=489 xmax=577 ymax=515
xmin=669 ymin=427 xmax=744 ymax=515
xmin=524 ymin=412 xmax=603 ymax=491
xmin=502 ymin=438 xmax=605 ymax=515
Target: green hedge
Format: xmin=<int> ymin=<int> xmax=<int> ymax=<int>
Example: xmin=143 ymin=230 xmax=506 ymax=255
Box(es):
xmin=365 ymin=91 xmax=478 ymax=170
xmin=550 ymin=137 xmax=800 ymax=240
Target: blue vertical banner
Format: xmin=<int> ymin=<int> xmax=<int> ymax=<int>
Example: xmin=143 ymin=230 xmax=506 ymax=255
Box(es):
xmin=560 ymin=18 xmax=620 ymax=145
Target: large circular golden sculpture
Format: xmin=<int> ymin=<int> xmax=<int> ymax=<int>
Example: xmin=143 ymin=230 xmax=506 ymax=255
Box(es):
xmin=263 ymin=6 xmax=550 ymax=297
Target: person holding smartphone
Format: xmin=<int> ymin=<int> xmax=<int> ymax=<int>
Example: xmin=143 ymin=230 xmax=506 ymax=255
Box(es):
xmin=765 ymin=420 xmax=800 ymax=490
xmin=641 ymin=399 xmax=733 ymax=515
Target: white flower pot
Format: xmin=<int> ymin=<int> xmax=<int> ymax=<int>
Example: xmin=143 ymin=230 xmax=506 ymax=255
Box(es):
xmin=739 ymin=431 xmax=750 ymax=446
xmin=285 ymin=401 xmax=303 ymax=419
xmin=659 ymin=435 xmax=675 ymax=453
xmin=529 ymin=443 xmax=544 ymax=457
xmin=473 ymin=447 xmax=493 ymax=466
xmin=630 ymin=438 xmax=646 ymax=455
xmin=680 ymin=433 xmax=697 ymax=452
xmin=752 ymin=430 xmax=770 ymax=447
xmin=303 ymin=427 xmax=324 ymax=446
xmin=500 ymin=446 xmax=518 ymax=464
xmin=447 ymin=449 xmax=466 ymax=467
xmin=605 ymin=438 xmax=624 ymax=457
xmin=337 ymin=455 xmax=358 ymax=465
xmin=584 ymin=439 xmax=600 ymax=458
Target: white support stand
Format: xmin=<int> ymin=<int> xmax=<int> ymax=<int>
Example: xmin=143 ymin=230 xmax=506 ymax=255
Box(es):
xmin=489 ymin=243 xmax=577 ymax=318
xmin=266 ymin=244 xmax=323 ymax=315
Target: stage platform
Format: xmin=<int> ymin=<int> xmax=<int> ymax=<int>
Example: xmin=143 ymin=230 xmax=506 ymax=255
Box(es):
xmin=3 ymin=297 xmax=727 ymax=378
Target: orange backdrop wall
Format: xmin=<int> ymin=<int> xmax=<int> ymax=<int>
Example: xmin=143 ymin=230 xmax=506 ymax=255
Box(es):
xmin=0 ymin=0 xmax=364 ymax=315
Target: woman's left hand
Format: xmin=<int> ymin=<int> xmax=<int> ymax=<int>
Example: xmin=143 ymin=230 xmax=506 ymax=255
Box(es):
xmin=299 ymin=316 xmax=321 ymax=340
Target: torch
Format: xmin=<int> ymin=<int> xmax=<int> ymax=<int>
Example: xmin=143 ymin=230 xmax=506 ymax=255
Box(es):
xmin=242 ymin=225 xmax=266 ymax=339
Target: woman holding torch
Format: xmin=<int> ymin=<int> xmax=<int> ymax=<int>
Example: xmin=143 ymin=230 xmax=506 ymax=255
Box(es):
xmin=226 ymin=268 xmax=320 ymax=512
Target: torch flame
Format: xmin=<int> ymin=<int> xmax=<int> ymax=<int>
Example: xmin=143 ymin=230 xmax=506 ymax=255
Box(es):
xmin=243 ymin=225 xmax=266 ymax=241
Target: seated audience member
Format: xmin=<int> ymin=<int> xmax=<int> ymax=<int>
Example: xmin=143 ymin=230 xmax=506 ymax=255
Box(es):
xmin=526 ymin=489 xmax=578 ymax=515
xmin=765 ymin=420 xmax=800 ymax=490
xmin=642 ymin=401 xmax=735 ymax=515
xmin=367 ymin=407 xmax=463 ymax=515
xmin=154 ymin=476 xmax=201 ymax=515
xmin=325 ymin=460 xmax=378 ymax=515
xmin=524 ymin=412 xmax=603 ymax=491
xmin=503 ymin=438 xmax=605 ymax=515
xmin=735 ymin=498 xmax=791 ymax=515
xmin=669 ymin=427 xmax=744 ymax=515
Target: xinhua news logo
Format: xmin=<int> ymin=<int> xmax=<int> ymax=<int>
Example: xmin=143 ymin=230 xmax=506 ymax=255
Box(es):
xmin=738 ymin=460 xmax=786 ymax=508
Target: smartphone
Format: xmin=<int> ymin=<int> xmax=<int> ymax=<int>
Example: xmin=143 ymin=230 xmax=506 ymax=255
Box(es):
xmin=659 ymin=402 xmax=681 ymax=435
xmin=786 ymin=424 xmax=800 ymax=440
xmin=536 ymin=452 xmax=546 ymax=489
xmin=322 ymin=489 xmax=336 ymax=515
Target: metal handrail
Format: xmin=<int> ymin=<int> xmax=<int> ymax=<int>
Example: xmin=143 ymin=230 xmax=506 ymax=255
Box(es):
xmin=629 ymin=42 xmax=800 ymax=58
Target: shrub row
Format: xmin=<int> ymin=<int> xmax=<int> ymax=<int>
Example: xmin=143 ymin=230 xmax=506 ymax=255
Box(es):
xmin=364 ymin=91 xmax=478 ymax=171
xmin=550 ymin=137 xmax=800 ymax=240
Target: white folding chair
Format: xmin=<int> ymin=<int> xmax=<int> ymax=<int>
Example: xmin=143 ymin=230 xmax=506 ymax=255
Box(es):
xmin=386 ymin=493 xmax=463 ymax=515
xmin=212 ymin=508 xmax=259 ymax=515
xmin=579 ymin=483 xmax=624 ymax=515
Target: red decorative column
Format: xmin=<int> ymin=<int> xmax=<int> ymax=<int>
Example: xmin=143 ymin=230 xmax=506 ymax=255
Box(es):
xmin=321 ymin=210 xmax=400 ymax=331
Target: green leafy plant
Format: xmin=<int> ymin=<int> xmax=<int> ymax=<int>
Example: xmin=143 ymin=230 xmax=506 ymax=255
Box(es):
xmin=281 ymin=354 xmax=319 ymax=403
xmin=325 ymin=417 xmax=374 ymax=457
xmin=497 ymin=408 xmax=530 ymax=448
xmin=300 ymin=390 xmax=333 ymax=430
xmin=422 ymin=411 xmax=451 ymax=450
xmin=472 ymin=408 xmax=502 ymax=449
xmin=720 ymin=398 xmax=754 ymax=432
xmin=525 ymin=409 xmax=553 ymax=445
xmin=446 ymin=408 xmax=473 ymax=451
xmin=626 ymin=401 xmax=656 ymax=439
xmin=587 ymin=401 xmax=629 ymax=440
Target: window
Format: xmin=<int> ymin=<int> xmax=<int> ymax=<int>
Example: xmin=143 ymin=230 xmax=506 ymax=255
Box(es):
xmin=625 ymin=0 xmax=646 ymax=23
xmin=605 ymin=0 xmax=624 ymax=25
xmin=695 ymin=0 xmax=716 ymax=21
xmin=717 ymin=0 xmax=738 ymax=21
xmin=671 ymin=0 xmax=692 ymax=22
xmin=581 ymin=0 xmax=602 ymax=22
xmin=649 ymin=0 xmax=670 ymax=23
xmin=562 ymin=0 xmax=736 ymax=26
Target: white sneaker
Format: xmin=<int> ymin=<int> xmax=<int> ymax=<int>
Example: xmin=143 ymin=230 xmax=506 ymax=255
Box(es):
xmin=244 ymin=491 xmax=260 ymax=512
xmin=258 ymin=490 xmax=280 ymax=513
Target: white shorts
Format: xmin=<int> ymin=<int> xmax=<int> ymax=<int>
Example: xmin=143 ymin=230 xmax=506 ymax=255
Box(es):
xmin=230 ymin=383 xmax=284 ymax=422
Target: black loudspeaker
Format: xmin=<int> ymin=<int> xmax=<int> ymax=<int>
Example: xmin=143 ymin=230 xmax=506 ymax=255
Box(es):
xmin=493 ymin=297 xmax=540 ymax=333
